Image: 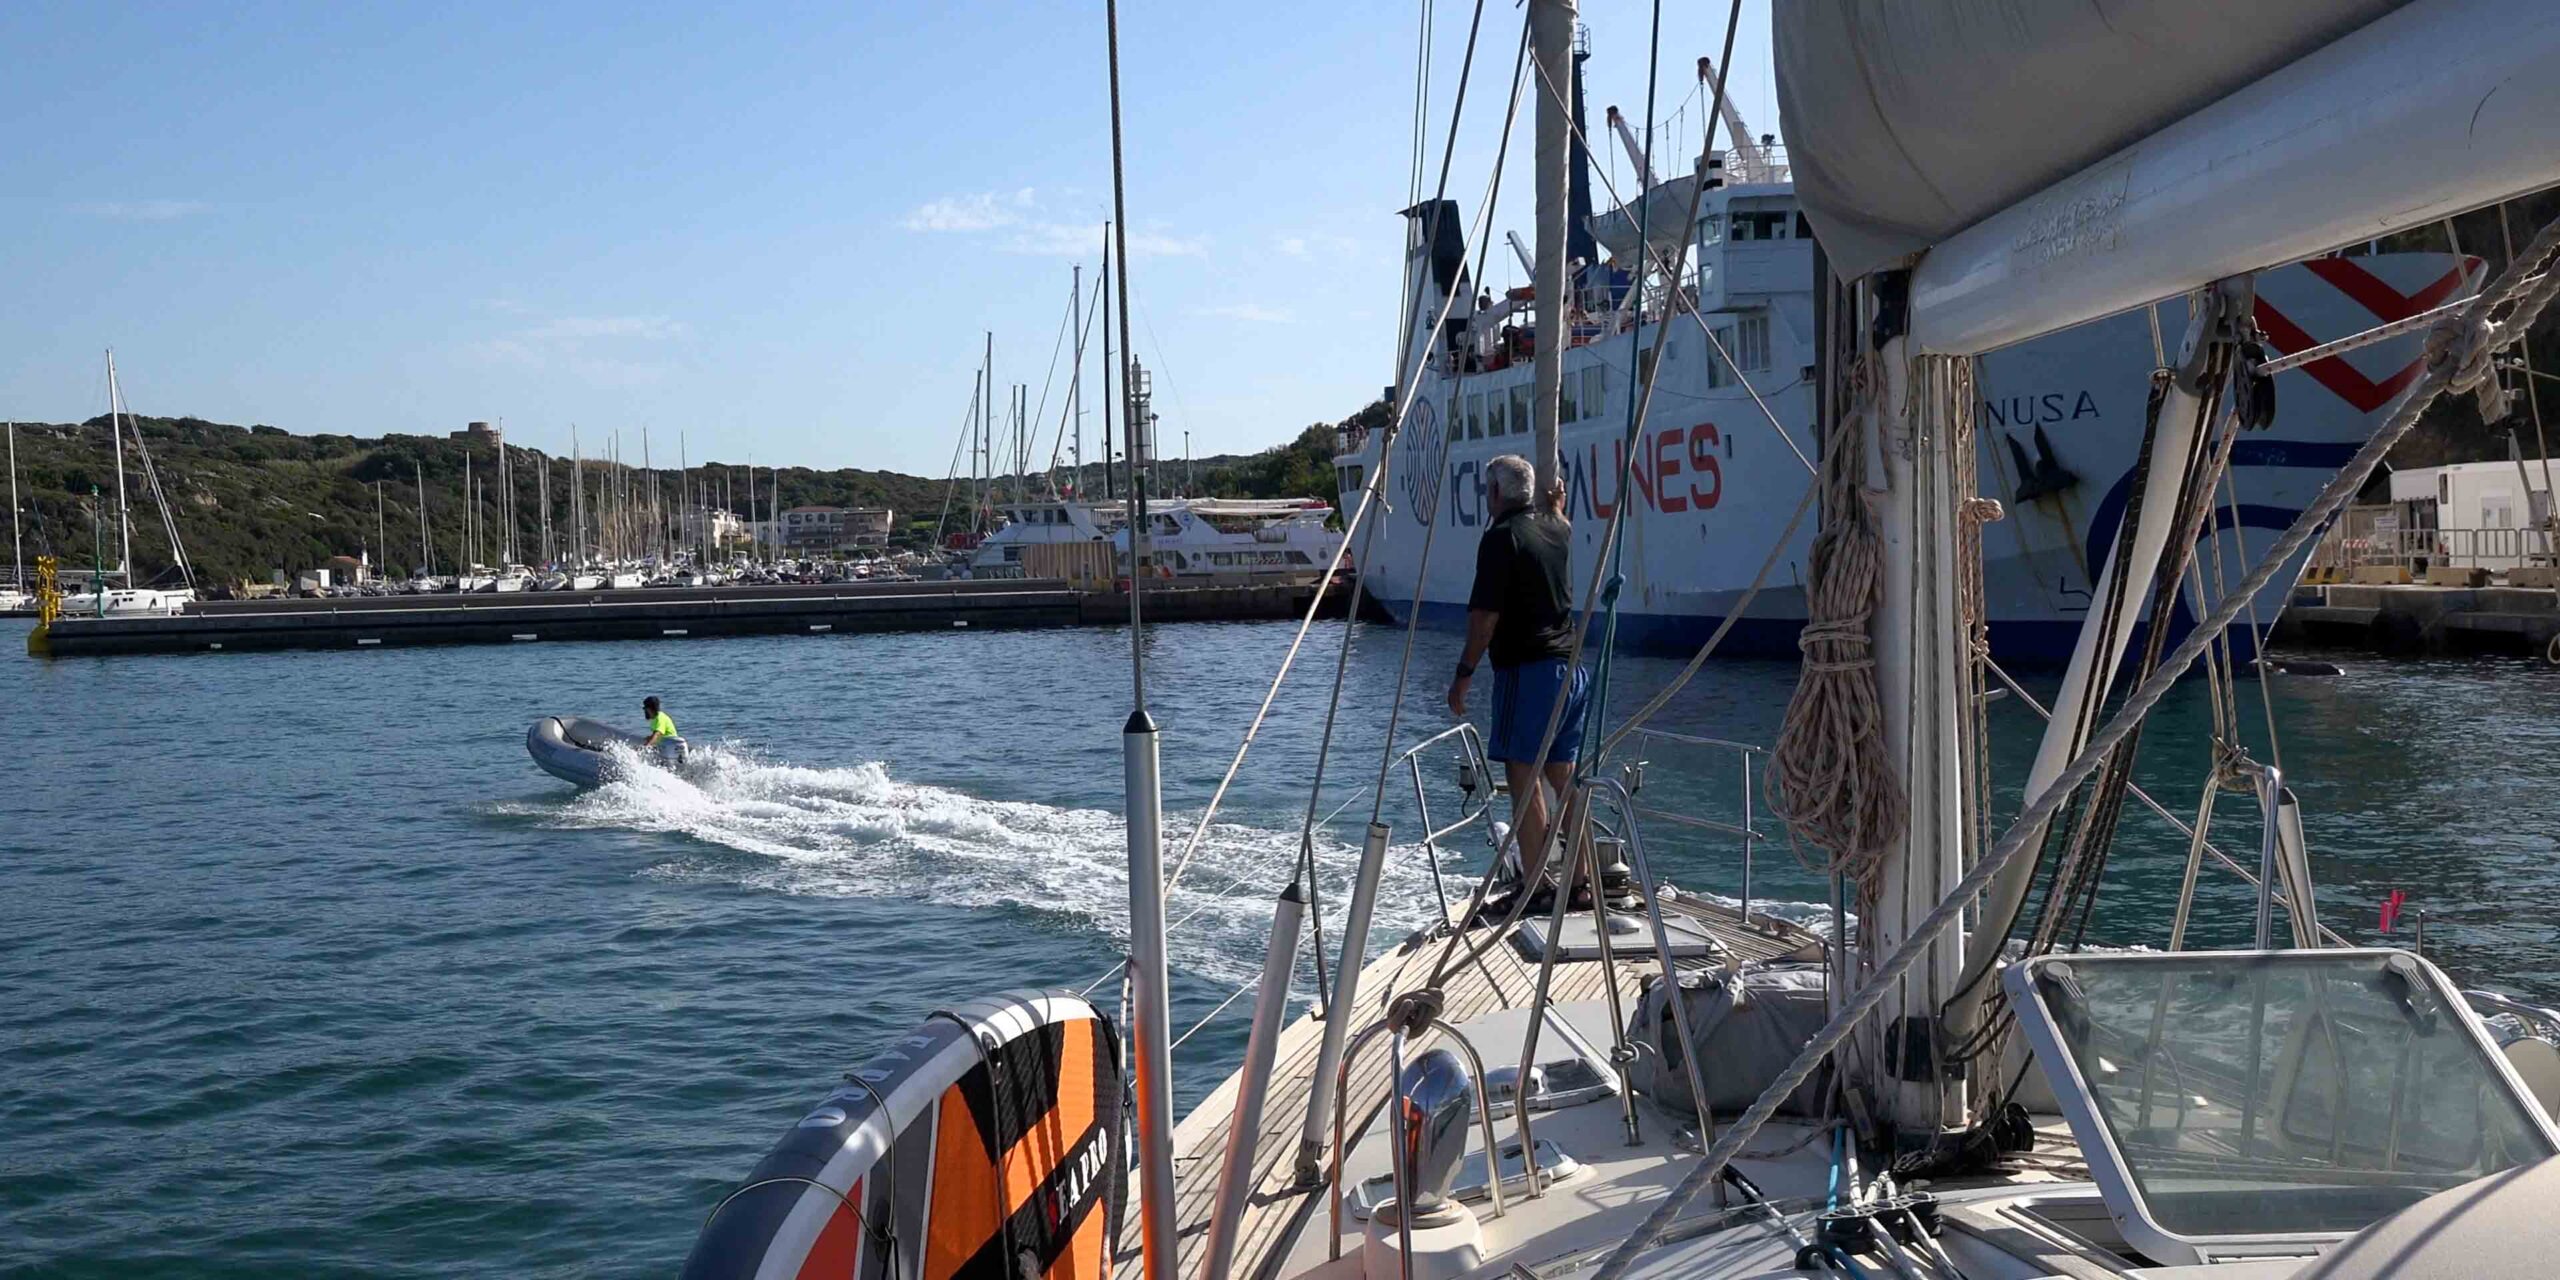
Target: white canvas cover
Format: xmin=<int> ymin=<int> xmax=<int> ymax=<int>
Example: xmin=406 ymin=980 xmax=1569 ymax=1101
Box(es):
xmin=1774 ymin=0 xmax=2406 ymax=280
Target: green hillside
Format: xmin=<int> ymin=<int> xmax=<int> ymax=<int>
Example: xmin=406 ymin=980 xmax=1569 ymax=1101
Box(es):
xmin=1 ymin=405 xmax=1376 ymax=588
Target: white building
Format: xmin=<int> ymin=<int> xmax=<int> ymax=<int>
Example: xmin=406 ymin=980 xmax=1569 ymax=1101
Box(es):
xmin=779 ymin=505 xmax=895 ymax=551
xmin=681 ymin=507 xmax=749 ymax=550
xmin=2385 ymin=458 xmax=2558 ymax=570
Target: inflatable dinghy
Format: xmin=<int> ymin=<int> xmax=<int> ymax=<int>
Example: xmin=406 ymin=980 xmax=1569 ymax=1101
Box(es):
xmin=525 ymin=715 xmax=686 ymax=788
xmin=683 ymin=990 xmax=1125 ymax=1280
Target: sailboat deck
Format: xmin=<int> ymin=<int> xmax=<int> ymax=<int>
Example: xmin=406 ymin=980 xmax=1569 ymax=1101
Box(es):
xmin=1119 ymin=898 xmax=1823 ymax=1280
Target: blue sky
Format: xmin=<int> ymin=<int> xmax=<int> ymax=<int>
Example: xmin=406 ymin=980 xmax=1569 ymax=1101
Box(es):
xmin=0 ymin=2 xmax=1778 ymax=476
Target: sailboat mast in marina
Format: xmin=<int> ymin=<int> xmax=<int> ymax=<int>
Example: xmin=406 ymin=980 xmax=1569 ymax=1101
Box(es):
xmin=8 ymin=420 xmax=22 ymax=598
xmin=105 ymin=351 xmax=133 ymax=582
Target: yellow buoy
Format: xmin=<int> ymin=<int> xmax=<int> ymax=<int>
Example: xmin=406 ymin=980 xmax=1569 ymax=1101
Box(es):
xmin=26 ymin=554 xmax=59 ymax=657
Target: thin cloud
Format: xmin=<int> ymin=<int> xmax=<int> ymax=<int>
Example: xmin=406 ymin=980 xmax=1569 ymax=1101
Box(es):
xmin=522 ymin=314 xmax=688 ymax=341
xmin=905 ymin=188 xmax=1202 ymax=258
xmin=463 ymin=307 xmax=686 ymax=382
xmin=1276 ymin=231 xmax=1358 ymax=260
xmin=1003 ymin=221 xmax=1204 ymax=259
xmin=76 ymin=199 xmax=209 ymax=222
xmin=1191 ymin=302 xmax=1293 ymax=324
xmin=901 ymin=188 xmax=1037 ymax=232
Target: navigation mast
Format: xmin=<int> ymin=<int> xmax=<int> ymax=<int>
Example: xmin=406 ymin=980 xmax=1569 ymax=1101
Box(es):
xmin=105 ymin=351 xmax=132 ymax=582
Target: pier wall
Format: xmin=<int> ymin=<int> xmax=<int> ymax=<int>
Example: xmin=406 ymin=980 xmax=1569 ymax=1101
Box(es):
xmin=2273 ymin=584 xmax=2560 ymax=657
xmin=32 ymin=578 xmax=1342 ymax=657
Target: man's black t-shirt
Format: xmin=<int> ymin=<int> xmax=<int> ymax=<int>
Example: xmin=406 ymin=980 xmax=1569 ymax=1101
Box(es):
xmin=1467 ymin=507 xmax=1574 ymax=667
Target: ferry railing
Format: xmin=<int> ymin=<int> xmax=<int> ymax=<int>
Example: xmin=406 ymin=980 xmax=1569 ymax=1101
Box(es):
xmin=1618 ymin=727 xmax=1771 ymax=926
xmin=2317 ymin=524 xmax=2560 ymax=575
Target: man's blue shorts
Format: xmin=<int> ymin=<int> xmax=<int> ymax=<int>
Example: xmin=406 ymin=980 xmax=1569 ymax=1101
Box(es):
xmin=1487 ymin=659 xmax=1590 ymax=764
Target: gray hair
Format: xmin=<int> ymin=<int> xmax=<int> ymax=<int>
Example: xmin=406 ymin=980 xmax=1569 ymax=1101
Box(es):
xmin=1487 ymin=454 xmax=1535 ymax=509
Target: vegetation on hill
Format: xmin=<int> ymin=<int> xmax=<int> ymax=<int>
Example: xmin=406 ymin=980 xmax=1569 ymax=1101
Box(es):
xmin=0 ymin=402 xmax=1381 ymax=588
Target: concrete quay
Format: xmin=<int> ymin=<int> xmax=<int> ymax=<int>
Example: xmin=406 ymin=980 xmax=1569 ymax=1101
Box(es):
xmin=29 ymin=577 xmax=1344 ymax=657
xmin=2274 ymin=583 xmax=2560 ymax=657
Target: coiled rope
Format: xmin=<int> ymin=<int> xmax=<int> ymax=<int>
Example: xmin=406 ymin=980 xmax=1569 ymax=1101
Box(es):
xmin=1764 ymin=346 xmax=1905 ymax=904
xmin=1591 ymin=209 xmax=2560 ymax=1280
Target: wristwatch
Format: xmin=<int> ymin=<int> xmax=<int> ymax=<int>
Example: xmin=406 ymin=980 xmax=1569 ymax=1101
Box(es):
xmin=1454 ymin=660 xmax=1477 ymax=679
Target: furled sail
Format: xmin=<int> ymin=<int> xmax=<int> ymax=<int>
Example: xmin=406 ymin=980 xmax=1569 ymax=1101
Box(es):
xmin=1775 ymin=0 xmax=2405 ymax=281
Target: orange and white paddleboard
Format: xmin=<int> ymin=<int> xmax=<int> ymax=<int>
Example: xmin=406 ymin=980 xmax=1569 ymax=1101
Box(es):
xmin=685 ymin=991 xmax=1125 ymax=1280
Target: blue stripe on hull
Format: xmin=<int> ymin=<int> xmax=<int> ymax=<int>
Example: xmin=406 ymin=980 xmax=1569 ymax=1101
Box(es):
xmin=1372 ymin=596 xmax=2272 ymax=668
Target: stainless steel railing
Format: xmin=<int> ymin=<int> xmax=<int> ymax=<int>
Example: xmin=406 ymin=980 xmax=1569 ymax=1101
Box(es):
xmin=1619 ymin=727 xmax=1772 ymax=925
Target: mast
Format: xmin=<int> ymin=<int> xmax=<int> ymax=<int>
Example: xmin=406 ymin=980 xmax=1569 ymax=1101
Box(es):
xmin=106 ymin=351 xmax=133 ymax=581
xmin=1527 ymin=0 xmax=1576 ymax=496
xmin=8 ymin=421 xmax=21 ymax=593
xmin=1101 ymin=225 xmax=1117 ymax=501
xmin=498 ymin=424 xmax=513 ymax=564
xmin=982 ymin=332 xmax=994 ymax=531
xmin=571 ymin=429 xmax=584 ymax=567
xmin=1070 ymin=264 xmax=1084 ymax=493
xmin=376 ymin=481 xmax=386 ymax=579
xmin=538 ymin=452 xmax=551 ymax=566
xmin=464 ymin=449 xmax=474 ymax=573
xmin=1104 ymin=4 xmax=1173 ymax=1278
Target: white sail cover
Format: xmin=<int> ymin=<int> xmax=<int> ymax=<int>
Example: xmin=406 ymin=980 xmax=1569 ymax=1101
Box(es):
xmin=1775 ymin=1 xmax=2406 ymax=280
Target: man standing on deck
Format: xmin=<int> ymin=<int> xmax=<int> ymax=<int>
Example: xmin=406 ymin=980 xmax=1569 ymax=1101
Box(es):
xmin=1447 ymin=454 xmax=1588 ymax=893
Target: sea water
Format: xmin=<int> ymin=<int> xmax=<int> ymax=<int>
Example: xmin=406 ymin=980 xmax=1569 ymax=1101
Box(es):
xmin=3 ymin=616 xmax=2556 ymax=1276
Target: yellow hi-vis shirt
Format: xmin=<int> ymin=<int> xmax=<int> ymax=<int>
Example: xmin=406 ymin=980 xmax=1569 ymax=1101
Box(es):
xmin=648 ymin=711 xmax=677 ymax=738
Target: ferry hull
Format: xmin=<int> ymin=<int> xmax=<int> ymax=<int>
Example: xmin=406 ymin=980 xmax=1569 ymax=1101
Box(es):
xmin=1348 ymin=252 xmax=2467 ymax=666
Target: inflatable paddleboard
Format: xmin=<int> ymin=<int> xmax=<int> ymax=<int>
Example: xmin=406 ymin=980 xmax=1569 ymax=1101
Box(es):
xmin=683 ymin=990 xmax=1125 ymax=1280
xmin=525 ymin=715 xmax=686 ymax=788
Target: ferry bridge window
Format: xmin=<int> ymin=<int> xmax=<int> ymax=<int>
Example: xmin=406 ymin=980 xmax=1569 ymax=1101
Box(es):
xmin=1707 ymin=326 xmax=1736 ymax=389
xmin=1732 ymin=210 xmax=1792 ymax=241
xmin=1509 ymin=384 xmax=1532 ymax=437
xmin=1796 ymin=213 xmax=1814 ymax=239
xmin=1696 ymin=213 xmax=1723 ymax=248
xmin=1582 ymin=366 xmax=1606 ymax=420
xmin=1465 ymin=393 xmax=1483 ymax=440
xmin=1560 ymin=370 xmax=1581 ymax=422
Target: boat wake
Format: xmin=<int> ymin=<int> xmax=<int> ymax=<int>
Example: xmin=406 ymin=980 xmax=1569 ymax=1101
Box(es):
xmin=499 ymin=743 xmax=1454 ymax=986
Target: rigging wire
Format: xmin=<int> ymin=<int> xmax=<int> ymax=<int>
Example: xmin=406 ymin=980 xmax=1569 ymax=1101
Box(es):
xmin=1365 ymin=0 xmax=1528 ymax=824
xmin=1421 ymin=0 xmax=1748 ymax=991
xmin=1133 ymin=0 xmax=1514 ymax=992
xmin=1580 ymin=0 xmax=1673 ymax=765
xmin=1285 ymin=0 xmax=1508 ymax=994
xmin=1045 ymin=280 xmax=1109 ymax=486
xmin=928 ymin=383 xmax=981 ymax=550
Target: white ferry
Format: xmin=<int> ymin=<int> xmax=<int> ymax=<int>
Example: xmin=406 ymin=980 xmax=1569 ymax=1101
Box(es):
xmin=1116 ymin=498 xmax=1344 ymax=582
xmin=966 ymin=498 xmax=1128 ymax=578
xmin=1336 ymin=157 xmax=2469 ymax=663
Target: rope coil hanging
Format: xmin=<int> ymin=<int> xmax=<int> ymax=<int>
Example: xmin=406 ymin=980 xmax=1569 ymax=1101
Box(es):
xmin=1765 ymin=344 xmax=1906 ymax=905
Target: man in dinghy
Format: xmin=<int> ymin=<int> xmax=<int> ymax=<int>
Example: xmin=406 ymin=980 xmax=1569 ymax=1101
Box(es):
xmin=641 ymin=696 xmax=687 ymax=767
xmin=1448 ymin=454 xmax=1589 ymax=899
